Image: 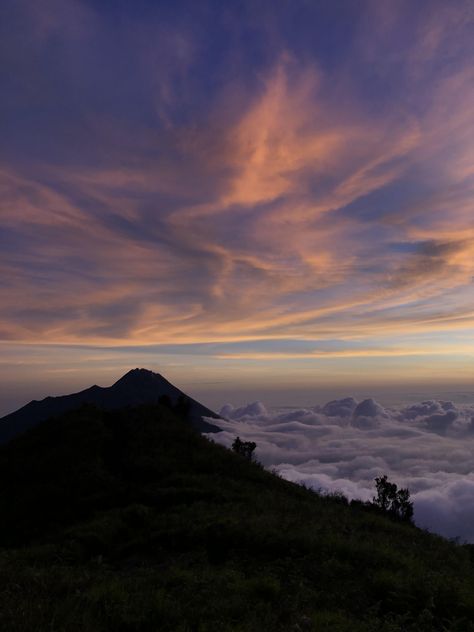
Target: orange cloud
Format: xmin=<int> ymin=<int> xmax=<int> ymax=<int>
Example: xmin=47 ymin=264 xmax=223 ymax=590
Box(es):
xmin=1 ymin=6 xmax=474 ymax=364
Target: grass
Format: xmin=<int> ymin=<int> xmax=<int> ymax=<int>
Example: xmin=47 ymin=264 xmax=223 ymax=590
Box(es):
xmin=0 ymin=403 xmax=474 ymax=631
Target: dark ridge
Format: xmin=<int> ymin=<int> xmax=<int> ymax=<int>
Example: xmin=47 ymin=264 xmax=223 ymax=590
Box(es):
xmin=0 ymin=368 xmax=221 ymax=443
xmin=1 ymin=403 xmax=474 ymax=631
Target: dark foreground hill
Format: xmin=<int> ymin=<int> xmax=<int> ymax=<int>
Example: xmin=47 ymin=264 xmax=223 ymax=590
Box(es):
xmin=1 ymin=404 xmax=474 ymax=632
xmin=0 ymin=368 xmax=220 ymax=443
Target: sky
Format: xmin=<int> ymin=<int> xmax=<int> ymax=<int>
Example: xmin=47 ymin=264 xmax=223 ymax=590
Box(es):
xmin=1 ymin=0 xmax=474 ymax=414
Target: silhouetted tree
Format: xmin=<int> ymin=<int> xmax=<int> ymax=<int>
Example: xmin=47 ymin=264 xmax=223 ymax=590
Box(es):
xmin=232 ymin=436 xmax=257 ymax=460
xmin=374 ymin=475 xmax=397 ymax=512
xmin=373 ymin=475 xmax=413 ymax=523
xmin=392 ymin=486 xmax=414 ymax=523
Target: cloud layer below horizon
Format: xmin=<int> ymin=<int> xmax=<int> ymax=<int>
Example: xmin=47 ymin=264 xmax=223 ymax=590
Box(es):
xmin=208 ymin=396 xmax=474 ymax=542
xmin=0 ymin=0 xmax=474 ymax=387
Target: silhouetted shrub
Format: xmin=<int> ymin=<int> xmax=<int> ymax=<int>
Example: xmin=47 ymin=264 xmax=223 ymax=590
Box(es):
xmin=232 ymin=436 xmax=257 ymax=460
xmin=324 ymin=490 xmax=349 ymax=505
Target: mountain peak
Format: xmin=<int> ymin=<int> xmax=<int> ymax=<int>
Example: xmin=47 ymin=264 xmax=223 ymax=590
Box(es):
xmin=113 ymin=368 xmax=165 ymax=387
xmin=0 ymin=368 xmax=221 ymax=443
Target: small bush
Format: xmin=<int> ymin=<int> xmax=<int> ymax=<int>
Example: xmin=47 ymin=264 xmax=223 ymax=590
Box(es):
xmin=232 ymin=436 xmax=257 ymax=461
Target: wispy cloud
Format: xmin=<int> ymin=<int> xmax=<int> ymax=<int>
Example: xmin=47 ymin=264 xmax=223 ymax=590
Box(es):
xmin=0 ymin=0 xmax=473 ymax=389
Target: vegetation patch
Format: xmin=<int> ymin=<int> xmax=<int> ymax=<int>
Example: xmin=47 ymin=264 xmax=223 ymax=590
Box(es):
xmin=1 ymin=404 xmax=474 ymax=630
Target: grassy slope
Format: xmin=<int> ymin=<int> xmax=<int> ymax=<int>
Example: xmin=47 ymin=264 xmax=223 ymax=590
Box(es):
xmin=0 ymin=404 xmax=474 ymax=632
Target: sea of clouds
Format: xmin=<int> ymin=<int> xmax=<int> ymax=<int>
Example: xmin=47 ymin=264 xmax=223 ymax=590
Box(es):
xmin=205 ymin=397 xmax=474 ymax=542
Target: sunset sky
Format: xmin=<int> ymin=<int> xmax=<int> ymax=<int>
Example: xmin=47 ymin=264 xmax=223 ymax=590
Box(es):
xmin=1 ymin=0 xmax=473 ymax=413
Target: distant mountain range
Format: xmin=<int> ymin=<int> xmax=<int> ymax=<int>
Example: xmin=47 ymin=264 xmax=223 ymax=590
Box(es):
xmin=0 ymin=368 xmax=221 ymax=443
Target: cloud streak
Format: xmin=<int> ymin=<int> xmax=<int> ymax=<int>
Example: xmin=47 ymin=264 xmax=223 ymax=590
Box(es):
xmin=0 ymin=0 xmax=473 ymax=390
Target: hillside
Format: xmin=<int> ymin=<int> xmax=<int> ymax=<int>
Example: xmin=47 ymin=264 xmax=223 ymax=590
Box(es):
xmin=0 ymin=368 xmax=221 ymax=443
xmin=1 ymin=403 xmax=474 ymax=631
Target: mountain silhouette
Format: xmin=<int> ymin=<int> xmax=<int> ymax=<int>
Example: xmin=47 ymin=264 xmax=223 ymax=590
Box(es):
xmin=0 ymin=368 xmax=221 ymax=443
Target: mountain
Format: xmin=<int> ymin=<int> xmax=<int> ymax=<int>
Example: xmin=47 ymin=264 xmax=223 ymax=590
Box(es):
xmin=1 ymin=402 xmax=474 ymax=631
xmin=0 ymin=368 xmax=221 ymax=443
